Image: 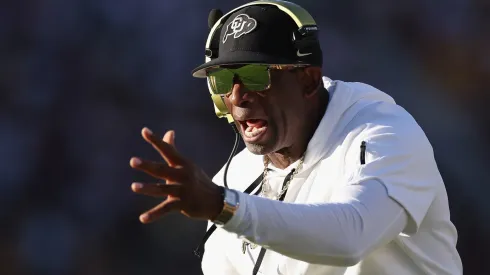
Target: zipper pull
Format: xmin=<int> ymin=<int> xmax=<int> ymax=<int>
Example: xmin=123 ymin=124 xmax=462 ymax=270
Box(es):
xmin=242 ymin=241 xmax=248 ymax=254
xmin=360 ymin=141 xmax=366 ymax=165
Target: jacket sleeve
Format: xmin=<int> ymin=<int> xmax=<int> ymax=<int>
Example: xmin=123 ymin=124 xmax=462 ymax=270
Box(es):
xmin=219 ymin=179 xmax=408 ymax=266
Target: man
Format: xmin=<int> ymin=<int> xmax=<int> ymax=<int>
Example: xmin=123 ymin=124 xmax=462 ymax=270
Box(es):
xmin=129 ymin=1 xmax=462 ymax=274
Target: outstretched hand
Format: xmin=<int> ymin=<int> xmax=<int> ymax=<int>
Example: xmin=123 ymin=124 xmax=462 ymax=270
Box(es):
xmin=130 ymin=128 xmax=223 ymax=223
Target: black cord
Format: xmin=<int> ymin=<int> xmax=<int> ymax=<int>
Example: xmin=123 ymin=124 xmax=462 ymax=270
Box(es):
xmin=193 ymin=123 xmax=252 ymax=259
xmin=223 ymin=123 xmax=240 ymax=188
xmin=193 ymin=173 xmax=263 ymax=258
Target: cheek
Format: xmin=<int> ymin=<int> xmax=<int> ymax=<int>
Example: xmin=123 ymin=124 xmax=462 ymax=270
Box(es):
xmin=278 ymin=109 xmax=290 ymax=141
xmin=268 ymin=101 xmax=295 ymax=141
xmin=265 ymin=80 xmax=304 ymax=139
xmin=275 ymin=101 xmax=305 ymax=140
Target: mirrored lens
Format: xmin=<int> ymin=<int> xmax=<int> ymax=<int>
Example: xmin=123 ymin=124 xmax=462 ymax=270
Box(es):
xmin=234 ymin=65 xmax=270 ymax=92
xmin=207 ymin=65 xmax=271 ymax=94
xmin=208 ymin=69 xmax=234 ymax=95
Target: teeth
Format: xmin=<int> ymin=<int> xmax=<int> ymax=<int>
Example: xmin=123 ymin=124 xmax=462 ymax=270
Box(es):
xmin=244 ymin=127 xmax=266 ymax=138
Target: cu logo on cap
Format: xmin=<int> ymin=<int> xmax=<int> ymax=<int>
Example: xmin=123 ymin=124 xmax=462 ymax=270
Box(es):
xmin=222 ymin=14 xmax=257 ymax=44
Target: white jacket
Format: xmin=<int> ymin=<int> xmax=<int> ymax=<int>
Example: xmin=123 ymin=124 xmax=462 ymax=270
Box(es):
xmin=201 ymin=77 xmax=462 ymax=275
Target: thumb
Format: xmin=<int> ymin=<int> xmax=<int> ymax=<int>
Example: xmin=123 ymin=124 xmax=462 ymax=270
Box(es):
xmin=163 ymin=130 xmax=175 ymax=147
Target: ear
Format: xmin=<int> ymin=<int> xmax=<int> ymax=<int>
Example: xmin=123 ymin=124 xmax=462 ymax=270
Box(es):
xmin=301 ymin=67 xmax=323 ymax=99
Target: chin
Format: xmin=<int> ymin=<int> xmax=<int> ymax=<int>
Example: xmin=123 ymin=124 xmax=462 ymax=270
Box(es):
xmin=244 ymin=143 xmax=272 ymax=155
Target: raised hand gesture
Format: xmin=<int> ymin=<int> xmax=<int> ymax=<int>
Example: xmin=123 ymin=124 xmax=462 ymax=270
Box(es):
xmin=130 ymin=128 xmax=223 ymax=223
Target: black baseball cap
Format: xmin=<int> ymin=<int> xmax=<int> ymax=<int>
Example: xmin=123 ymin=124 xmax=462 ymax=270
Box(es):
xmin=191 ymin=4 xmax=323 ymax=78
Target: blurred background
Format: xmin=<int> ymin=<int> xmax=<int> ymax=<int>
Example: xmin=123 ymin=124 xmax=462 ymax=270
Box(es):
xmin=1 ymin=0 xmax=489 ymax=274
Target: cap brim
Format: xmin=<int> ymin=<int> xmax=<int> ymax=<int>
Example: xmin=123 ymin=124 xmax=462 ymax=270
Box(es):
xmin=191 ymin=51 xmax=304 ymax=78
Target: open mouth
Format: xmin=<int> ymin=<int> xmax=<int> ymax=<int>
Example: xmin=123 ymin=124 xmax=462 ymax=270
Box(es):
xmin=239 ymin=119 xmax=269 ymax=142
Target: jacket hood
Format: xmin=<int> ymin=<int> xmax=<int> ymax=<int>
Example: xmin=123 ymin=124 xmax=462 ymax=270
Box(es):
xmin=299 ymin=77 xmax=396 ymax=173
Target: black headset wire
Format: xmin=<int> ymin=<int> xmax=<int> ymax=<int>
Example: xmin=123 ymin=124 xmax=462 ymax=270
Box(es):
xmin=193 ymin=122 xmax=242 ymax=258
xmin=223 ymin=123 xmax=240 ymax=188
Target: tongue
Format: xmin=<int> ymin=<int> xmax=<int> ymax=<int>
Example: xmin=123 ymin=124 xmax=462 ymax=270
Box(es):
xmin=246 ymin=119 xmax=267 ymax=128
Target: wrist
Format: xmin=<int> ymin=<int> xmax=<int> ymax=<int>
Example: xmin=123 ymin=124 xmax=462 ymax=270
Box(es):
xmin=208 ymin=185 xmax=225 ymax=221
xmin=210 ymin=187 xmax=240 ymax=225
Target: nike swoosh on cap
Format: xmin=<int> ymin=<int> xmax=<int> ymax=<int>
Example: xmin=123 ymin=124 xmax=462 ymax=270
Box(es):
xmin=297 ymin=50 xmax=312 ymax=57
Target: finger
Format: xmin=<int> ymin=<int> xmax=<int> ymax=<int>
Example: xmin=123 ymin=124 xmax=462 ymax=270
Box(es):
xmin=162 ymin=130 xmax=177 ymax=184
xmin=141 ymin=128 xmax=185 ymax=166
xmin=139 ymin=199 xmax=182 ymax=223
xmin=162 ymin=130 xmax=175 ymax=147
xmin=131 ymin=182 xmax=181 ymax=198
xmin=130 ymin=157 xmax=182 ymax=182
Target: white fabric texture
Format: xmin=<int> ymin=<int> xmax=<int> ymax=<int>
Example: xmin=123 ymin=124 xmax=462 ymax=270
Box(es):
xmin=201 ymin=77 xmax=462 ymax=275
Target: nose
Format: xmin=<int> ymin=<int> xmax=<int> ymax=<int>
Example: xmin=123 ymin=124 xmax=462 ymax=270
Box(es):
xmin=228 ymin=80 xmax=255 ymax=108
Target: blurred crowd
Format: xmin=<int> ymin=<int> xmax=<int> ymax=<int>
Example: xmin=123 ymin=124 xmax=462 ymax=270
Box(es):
xmin=1 ymin=0 xmax=488 ymax=274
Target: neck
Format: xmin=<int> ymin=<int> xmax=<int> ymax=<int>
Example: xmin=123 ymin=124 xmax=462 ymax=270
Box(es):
xmin=266 ymin=148 xmax=305 ymax=170
xmin=266 ymin=88 xmax=329 ymax=169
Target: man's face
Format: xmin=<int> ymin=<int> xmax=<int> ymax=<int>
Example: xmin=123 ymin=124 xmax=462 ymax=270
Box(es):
xmin=222 ymin=68 xmax=308 ymax=155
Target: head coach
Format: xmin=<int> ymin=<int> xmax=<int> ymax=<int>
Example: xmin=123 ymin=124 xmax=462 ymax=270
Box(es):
xmin=129 ymin=1 xmax=463 ymax=274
